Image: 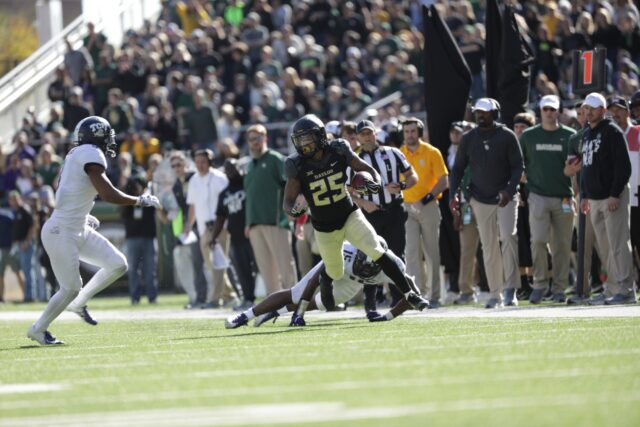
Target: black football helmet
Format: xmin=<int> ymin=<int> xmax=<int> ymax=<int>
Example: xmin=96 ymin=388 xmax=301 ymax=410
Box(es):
xmin=291 ymin=114 xmax=328 ymax=158
xmin=352 ymin=237 xmax=388 ymax=279
xmin=72 ymin=116 xmax=117 ymax=158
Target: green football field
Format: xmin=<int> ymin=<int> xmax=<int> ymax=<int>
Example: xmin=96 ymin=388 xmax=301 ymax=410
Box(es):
xmin=1 ymin=296 xmax=639 ymax=427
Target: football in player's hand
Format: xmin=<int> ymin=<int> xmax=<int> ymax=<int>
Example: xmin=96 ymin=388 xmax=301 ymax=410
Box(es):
xmin=351 ymin=171 xmax=374 ymax=193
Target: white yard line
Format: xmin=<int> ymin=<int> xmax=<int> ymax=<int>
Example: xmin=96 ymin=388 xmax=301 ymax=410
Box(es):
xmin=0 ymin=383 xmax=66 ymax=394
xmin=2 ymin=363 xmax=640 ymax=411
xmin=2 ymin=392 xmax=640 ymax=427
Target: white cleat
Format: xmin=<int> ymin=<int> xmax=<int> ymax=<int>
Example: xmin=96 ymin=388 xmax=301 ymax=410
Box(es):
xmin=27 ymin=326 xmax=65 ymax=345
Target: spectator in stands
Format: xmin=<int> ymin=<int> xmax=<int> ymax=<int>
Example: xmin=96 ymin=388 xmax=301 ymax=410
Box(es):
xmin=63 ymin=37 xmax=93 ymax=86
xmin=11 ymin=131 xmax=36 ymax=163
xmin=8 ymin=191 xmax=35 ymax=303
xmin=47 ymin=66 xmax=72 ymax=104
xmin=243 ymin=124 xmax=297 ymax=294
xmin=0 ymin=200 xmax=24 ymax=303
xmin=241 ymin=12 xmax=270 ymax=64
xmin=185 ymin=89 xmax=219 ymax=150
xmin=102 ymin=88 xmax=132 ymax=139
xmin=121 ymin=175 xmax=157 ymax=305
xmin=63 ymin=86 xmax=92 ymax=132
xmin=15 ymin=159 xmax=35 ymax=196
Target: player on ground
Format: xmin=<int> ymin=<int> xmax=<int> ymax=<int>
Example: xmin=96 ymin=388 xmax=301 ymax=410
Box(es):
xmin=27 ymin=116 xmax=161 ymax=345
xmin=282 ymin=115 xmax=429 ymax=320
xmin=225 ymin=240 xmax=414 ymax=328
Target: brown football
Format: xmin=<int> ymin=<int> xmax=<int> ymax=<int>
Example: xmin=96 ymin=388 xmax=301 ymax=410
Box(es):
xmin=351 ymin=171 xmax=373 ymax=190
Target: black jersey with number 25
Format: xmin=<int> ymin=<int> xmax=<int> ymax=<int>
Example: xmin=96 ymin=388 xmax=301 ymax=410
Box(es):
xmin=285 ymin=139 xmax=358 ymax=232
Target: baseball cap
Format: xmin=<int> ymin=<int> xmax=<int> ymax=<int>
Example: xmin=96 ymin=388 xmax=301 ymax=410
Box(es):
xmin=450 ymin=121 xmax=465 ymax=132
xmin=608 ymin=96 xmax=629 ymax=110
xmin=584 ymin=92 xmax=606 ymax=109
xmin=539 ymin=95 xmax=560 ymax=110
xmin=473 ymin=98 xmax=498 ymax=112
xmin=356 ymin=119 xmax=376 ymax=133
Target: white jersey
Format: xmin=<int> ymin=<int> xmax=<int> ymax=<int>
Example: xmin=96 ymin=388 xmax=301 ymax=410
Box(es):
xmin=291 ymin=243 xmax=403 ymax=309
xmin=50 ymin=144 xmax=107 ymax=231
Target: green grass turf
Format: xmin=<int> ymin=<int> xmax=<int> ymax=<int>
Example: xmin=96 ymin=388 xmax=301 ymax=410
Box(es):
xmin=1 ymin=297 xmax=639 ymax=426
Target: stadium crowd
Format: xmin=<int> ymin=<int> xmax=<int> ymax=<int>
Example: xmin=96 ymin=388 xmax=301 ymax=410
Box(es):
xmin=1 ymin=0 xmax=640 ymax=308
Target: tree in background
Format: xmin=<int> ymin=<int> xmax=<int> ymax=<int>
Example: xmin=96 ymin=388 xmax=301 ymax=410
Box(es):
xmin=0 ymin=12 xmax=38 ymax=77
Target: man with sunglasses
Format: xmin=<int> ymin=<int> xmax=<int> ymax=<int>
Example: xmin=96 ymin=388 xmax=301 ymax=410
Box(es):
xmin=519 ymin=95 xmax=577 ymax=304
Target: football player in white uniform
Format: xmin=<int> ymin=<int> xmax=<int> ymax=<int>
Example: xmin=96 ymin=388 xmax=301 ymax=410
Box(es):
xmin=225 ymin=239 xmax=418 ymax=329
xmin=27 ymin=116 xmax=161 ymax=345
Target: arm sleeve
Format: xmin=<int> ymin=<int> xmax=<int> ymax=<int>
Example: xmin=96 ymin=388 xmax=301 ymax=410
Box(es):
xmin=79 ymin=146 xmax=107 ymax=170
xmin=431 ymin=146 xmax=449 ymax=177
xmin=505 ymin=130 xmax=524 ymax=197
xmin=449 ymin=133 xmax=471 ymax=202
xmin=284 ymin=156 xmax=299 ymax=179
xmin=610 ymin=127 xmax=632 ymax=198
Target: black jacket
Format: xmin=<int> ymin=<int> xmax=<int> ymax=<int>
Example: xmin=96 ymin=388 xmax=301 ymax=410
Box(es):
xmin=580 ymin=117 xmax=631 ymax=200
xmin=449 ymin=124 xmax=523 ymax=204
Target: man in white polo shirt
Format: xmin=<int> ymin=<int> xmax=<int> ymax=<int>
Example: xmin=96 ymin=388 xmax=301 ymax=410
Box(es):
xmin=184 ymin=149 xmax=238 ymax=308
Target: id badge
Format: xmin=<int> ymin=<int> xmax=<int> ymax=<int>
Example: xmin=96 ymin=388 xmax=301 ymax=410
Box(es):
xmin=462 ymin=205 xmax=472 ymax=225
xmin=134 ymin=207 xmax=144 ymax=220
xmin=561 ymin=198 xmax=572 ymax=214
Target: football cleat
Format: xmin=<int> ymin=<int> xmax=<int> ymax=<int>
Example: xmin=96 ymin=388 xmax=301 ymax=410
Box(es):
xmin=406 ymin=292 xmax=430 ymax=311
xmin=27 ymin=327 xmax=65 ymax=346
xmin=224 ymin=313 xmax=249 ymax=329
xmin=289 ymin=313 xmax=306 ymax=326
xmin=68 ymin=305 xmax=98 ymax=325
xmin=254 ymin=311 xmax=279 ymax=327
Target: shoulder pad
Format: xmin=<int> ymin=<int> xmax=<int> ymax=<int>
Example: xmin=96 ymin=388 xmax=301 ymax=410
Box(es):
xmin=284 ymin=154 xmax=303 ymax=178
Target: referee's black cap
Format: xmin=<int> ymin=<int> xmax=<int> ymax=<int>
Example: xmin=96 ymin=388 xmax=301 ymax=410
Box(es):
xmin=356 ymin=119 xmax=376 ymax=133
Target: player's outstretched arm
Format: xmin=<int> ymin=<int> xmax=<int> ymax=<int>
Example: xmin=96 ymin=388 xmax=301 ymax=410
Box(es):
xmin=290 ymin=263 xmax=323 ymax=326
xmin=86 ymin=164 xmax=159 ymax=207
xmin=283 ymin=176 xmax=303 ymax=216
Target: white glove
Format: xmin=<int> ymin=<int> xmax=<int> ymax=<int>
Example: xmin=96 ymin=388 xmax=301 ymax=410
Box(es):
xmin=136 ymin=194 xmax=161 ymax=209
xmin=86 ymin=214 xmax=100 ymax=230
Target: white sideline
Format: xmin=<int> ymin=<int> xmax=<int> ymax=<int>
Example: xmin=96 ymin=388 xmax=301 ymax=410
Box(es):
xmin=0 ymin=304 xmax=639 ymax=322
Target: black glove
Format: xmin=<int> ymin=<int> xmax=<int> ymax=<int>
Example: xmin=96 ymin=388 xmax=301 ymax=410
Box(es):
xmin=366 ymin=310 xmax=382 ymax=321
xmin=289 ymin=313 xmax=306 ymax=326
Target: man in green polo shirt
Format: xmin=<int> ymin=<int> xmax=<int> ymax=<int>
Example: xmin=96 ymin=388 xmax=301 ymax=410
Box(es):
xmin=244 ymin=124 xmax=297 ymax=294
xmin=519 ymin=95 xmax=576 ymax=304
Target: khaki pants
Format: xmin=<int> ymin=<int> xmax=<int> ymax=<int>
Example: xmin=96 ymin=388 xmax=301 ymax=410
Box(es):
xmin=458 ymin=214 xmax=480 ymax=295
xmin=588 ymin=187 xmax=635 ymax=296
xmin=200 ymin=228 xmax=236 ymax=304
xmin=249 ymin=225 xmax=297 ymax=294
xmin=528 ymin=192 xmax=575 ymax=292
xmin=314 ymin=209 xmax=385 ymax=280
xmin=470 ymin=198 xmax=519 ymax=299
xmin=405 ymin=201 xmax=441 ymax=300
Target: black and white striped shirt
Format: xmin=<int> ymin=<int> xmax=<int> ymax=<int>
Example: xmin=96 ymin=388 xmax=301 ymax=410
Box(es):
xmin=352 ymin=146 xmax=412 ymax=207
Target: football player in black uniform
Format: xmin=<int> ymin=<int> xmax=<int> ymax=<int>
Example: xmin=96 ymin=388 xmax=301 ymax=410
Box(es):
xmin=283 ymin=114 xmax=429 ymax=324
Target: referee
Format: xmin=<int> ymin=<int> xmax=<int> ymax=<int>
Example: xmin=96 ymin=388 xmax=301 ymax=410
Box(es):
xmin=351 ymin=120 xmax=418 ymax=312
